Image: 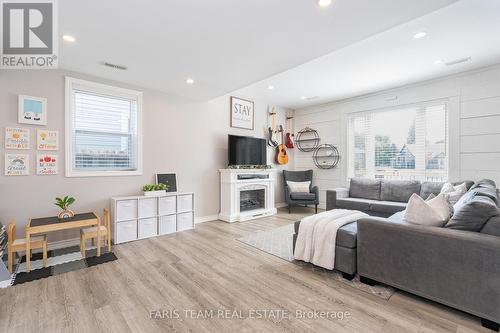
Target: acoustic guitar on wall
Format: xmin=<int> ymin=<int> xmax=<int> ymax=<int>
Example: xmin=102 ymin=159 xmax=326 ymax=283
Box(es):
xmin=276 ymin=125 xmax=289 ymax=165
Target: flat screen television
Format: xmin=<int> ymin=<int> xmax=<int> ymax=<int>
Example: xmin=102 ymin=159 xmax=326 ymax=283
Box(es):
xmin=228 ymin=135 xmax=267 ymax=166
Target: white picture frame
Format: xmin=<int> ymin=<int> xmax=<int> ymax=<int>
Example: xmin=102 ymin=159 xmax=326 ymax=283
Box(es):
xmin=36 ymin=154 xmax=58 ymax=175
xmin=5 ymin=153 xmax=29 ymax=176
xmin=230 ymin=96 xmax=254 ymax=130
xmin=18 ymin=95 xmax=47 ymax=125
xmin=37 ymin=130 xmax=59 ymax=150
xmin=5 ymin=127 xmax=30 ymax=149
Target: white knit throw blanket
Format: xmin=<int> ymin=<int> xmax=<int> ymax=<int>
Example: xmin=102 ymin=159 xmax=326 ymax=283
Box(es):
xmin=294 ymin=209 xmax=368 ymax=270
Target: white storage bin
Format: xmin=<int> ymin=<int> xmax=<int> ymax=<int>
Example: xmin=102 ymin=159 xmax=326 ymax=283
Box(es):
xmin=139 ymin=198 xmax=157 ymax=218
xmin=138 ymin=217 xmax=158 ymax=239
xmin=116 ymin=200 xmax=137 ymax=221
xmin=177 ymin=212 xmax=193 ymax=231
xmin=159 ymin=215 xmax=177 ymax=235
xmin=116 ymin=220 xmax=137 ymax=243
xmin=178 ymin=194 xmax=193 ymax=212
xmin=158 ymin=196 xmax=176 ymax=215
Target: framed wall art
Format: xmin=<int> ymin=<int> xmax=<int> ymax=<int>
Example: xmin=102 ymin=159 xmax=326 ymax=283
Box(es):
xmin=36 ymin=154 xmax=58 ymax=175
xmin=5 ymin=127 xmax=30 ymax=149
xmin=18 ymin=95 xmax=47 ymax=125
xmin=5 ymin=154 xmax=29 ymax=176
xmin=230 ymin=96 xmax=254 ymax=130
xmin=156 ymin=173 xmax=177 ymax=192
xmin=37 ymin=130 xmax=59 ymax=150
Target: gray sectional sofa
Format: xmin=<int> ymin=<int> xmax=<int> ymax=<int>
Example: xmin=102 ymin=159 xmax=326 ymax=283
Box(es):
xmin=326 ymin=178 xmax=474 ymax=217
xmin=357 ymin=179 xmax=500 ymax=331
xmin=292 ymin=178 xmax=500 ymax=331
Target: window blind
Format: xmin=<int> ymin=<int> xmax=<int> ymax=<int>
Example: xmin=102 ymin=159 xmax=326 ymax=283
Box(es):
xmin=347 ymin=104 xmax=448 ymax=182
xmin=72 ymin=90 xmax=138 ymax=171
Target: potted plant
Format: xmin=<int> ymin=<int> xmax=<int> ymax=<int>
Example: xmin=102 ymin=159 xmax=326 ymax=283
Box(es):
xmin=55 ymin=196 xmax=76 ymax=219
xmin=143 ymin=183 xmax=168 ymax=196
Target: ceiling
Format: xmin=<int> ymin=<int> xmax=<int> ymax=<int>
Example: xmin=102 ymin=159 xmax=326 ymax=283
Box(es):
xmin=58 ymin=0 xmax=458 ymax=101
xmin=234 ymin=0 xmax=500 ymax=109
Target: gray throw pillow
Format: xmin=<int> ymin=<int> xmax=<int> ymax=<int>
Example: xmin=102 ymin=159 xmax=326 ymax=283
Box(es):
xmin=349 ymin=178 xmax=381 ymax=200
xmin=469 ymin=187 xmax=499 ymax=206
xmin=470 ymin=179 xmax=497 ymax=190
xmin=445 ymin=193 xmax=499 ymax=232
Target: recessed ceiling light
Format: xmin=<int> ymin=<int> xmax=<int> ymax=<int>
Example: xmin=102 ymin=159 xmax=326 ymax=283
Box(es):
xmin=317 ymin=0 xmax=332 ymax=7
xmin=267 ymin=85 xmax=275 ymax=90
xmin=413 ymin=31 xmax=427 ymax=39
xmin=186 ymin=78 xmax=195 ymax=84
xmin=62 ymin=35 xmax=76 ymax=42
xmin=300 ymin=96 xmax=307 ymax=100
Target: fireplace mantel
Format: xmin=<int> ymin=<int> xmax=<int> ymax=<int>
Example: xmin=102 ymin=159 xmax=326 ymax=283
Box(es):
xmin=218 ymin=168 xmax=277 ymax=222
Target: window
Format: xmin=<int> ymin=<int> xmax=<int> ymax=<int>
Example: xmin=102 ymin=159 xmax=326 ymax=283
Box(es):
xmin=347 ymin=103 xmax=448 ymax=182
xmin=65 ymin=77 xmax=142 ymax=177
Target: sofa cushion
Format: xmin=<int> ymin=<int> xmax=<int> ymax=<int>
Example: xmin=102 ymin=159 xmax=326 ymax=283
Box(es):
xmin=469 ymin=186 xmax=499 ymax=205
xmin=287 ymin=181 xmax=311 ymax=193
xmin=369 ymin=200 xmax=407 ymax=215
xmin=336 ymin=222 xmax=358 ymax=249
xmin=420 ymin=182 xmax=444 ymax=200
xmin=480 ymin=215 xmax=500 ymax=237
xmin=387 ymin=211 xmax=405 ymax=223
xmin=470 ymin=179 xmax=496 ymax=190
xmin=349 ymin=178 xmax=381 ymax=200
xmin=404 ymin=193 xmax=452 ymax=227
xmin=380 ymin=180 xmax=421 ymax=203
xmin=336 ymin=198 xmax=373 ymax=211
xmin=441 ymin=182 xmax=468 ymax=204
xmin=445 ymin=192 xmax=499 ymax=231
xmin=455 ymin=180 xmax=475 ymax=190
xmin=290 ymin=192 xmax=316 ymax=201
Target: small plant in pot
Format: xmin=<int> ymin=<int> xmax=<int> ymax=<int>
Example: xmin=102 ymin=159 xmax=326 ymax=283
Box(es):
xmin=55 ymin=196 xmax=76 ymax=219
xmin=143 ymin=183 xmax=168 ymax=196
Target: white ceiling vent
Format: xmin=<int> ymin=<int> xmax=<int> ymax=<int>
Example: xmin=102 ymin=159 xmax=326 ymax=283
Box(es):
xmin=103 ymin=62 xmax=128 ymax=70
xmin=444 ymin=57 xmax=471 ymax=66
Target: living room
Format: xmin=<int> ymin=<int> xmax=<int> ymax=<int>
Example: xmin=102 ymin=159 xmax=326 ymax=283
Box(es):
xmin=1 ymin=0 xmax=499 ymax=332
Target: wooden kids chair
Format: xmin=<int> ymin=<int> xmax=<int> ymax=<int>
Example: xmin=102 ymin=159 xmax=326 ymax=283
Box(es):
xmin=7 ymin=220 xmax=48 ymax=273
xmin=80 ymin=209 xmax=111 ymax=258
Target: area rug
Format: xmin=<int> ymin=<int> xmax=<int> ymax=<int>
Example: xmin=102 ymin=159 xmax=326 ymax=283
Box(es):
xmin=238 ymin=224 xmax=396 ymax=300
xmin=7 ymin=246 xmax=117 ymax=286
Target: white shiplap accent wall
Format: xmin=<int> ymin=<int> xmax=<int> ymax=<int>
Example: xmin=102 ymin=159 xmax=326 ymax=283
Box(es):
xmin=460 ymin=77 xmax=500 ymax=183
xmin=294 ymin=64 xmax=500 ymax=209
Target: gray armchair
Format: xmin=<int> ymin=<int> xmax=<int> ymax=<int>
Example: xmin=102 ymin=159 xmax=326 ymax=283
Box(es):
xmin=283 ymin=170 xmax=319 ymax=214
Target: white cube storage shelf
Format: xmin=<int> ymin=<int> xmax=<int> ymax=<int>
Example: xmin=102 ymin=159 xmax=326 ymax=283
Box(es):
xmin=111 ymin=192 xmax=194 ymax=244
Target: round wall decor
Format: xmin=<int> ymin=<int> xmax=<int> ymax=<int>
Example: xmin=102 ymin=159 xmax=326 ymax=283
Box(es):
xmin=295 ymin=127 xmax=320 ymax=152
xmin=313 ymin=144 xmax=340 ymax=169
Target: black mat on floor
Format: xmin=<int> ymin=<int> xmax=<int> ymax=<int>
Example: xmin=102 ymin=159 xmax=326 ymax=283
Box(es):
xmin=13 ymin=246 xmax=117 ymax=285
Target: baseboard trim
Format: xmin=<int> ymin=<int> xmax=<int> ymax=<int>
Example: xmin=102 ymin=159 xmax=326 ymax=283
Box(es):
xmin=195 ymin=214 xmax=219 ymax=224
xmin=45 ymin=210 xmax=271 ymax=246
xmin=275 ymin=202 xmax=287 ymax=208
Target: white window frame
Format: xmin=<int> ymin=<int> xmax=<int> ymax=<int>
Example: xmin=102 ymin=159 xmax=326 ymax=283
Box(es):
xmin=345 ymin=100 xmax=450 ymax=182
xmin=65 ymin=77 xmax=143 ymax=177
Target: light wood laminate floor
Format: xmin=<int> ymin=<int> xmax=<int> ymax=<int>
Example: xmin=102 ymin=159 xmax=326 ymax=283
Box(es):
xmin=0 ymin=207 xmax=489 ymax=333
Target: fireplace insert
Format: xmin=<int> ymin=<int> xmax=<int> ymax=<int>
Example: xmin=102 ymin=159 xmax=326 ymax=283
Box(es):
xmin=240 ymin=189 xmax=265 ymax=212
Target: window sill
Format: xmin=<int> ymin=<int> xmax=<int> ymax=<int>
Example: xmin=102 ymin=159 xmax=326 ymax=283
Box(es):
xmin=65 ymin=169 xmax=143 ymax=178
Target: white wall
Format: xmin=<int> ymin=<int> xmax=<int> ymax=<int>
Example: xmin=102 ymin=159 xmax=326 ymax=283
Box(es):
xmin=0 ymin=70 xmax=293 ymax=240
xmin=294 ymin=64 xmax=500 ymax=209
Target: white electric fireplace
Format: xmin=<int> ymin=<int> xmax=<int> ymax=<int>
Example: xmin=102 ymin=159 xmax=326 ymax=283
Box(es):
xmin=218 ymin=169 xmax=277 ymax=222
